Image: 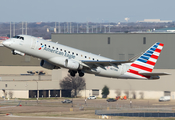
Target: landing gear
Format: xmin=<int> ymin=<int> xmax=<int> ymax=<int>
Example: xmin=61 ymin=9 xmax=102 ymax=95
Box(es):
xmin=69 ymin=70 xmax=77 ymax=77
xmin=78 ymin=70 xmax=84 ymax=77
xmin=70 ymin=72 xmax=75 ymax=77
xmin=68 ymin=70 xmax=84 ymax=77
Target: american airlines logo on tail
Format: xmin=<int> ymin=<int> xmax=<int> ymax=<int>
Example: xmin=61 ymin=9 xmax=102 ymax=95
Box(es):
xmin=127 ymin=42 xmax=164 ymax=79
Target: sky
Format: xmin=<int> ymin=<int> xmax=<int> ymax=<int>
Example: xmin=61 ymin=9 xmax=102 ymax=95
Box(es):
xmin=0 ymin=0 xmax=175 ymax=23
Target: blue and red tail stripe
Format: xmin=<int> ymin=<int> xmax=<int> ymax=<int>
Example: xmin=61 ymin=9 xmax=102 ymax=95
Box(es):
xmin=126 ymin=42 xmax=164 ymax=78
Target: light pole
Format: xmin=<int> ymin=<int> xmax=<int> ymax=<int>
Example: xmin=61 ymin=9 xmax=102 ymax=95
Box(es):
xmin=71 ymin=80 xmax=73 ymax=108
xmin=35 ymin=81 xmax=38 ymax=104
xmin=127 ymin=82 xmax=132 ymax=108
xmin=85 ymin=83 xmax=86 ymax=105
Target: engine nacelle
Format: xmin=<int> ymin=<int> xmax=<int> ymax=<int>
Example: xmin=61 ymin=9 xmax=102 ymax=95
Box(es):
xmin=40 ymin=60 xmax=60 ymax=70
xmin=64 ymin=59 xmax=83 ymax=70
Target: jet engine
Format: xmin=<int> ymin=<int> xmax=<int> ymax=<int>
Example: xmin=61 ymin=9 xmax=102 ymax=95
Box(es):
xmin=64 ymin=59 xmax=83 ymax=70
xmin=40 ymin=60 xmax=60 ymax=70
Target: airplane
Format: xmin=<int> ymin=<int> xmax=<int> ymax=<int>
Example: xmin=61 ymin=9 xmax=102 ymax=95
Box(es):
xmin=2 ymin=35 xmax=170 ymax=80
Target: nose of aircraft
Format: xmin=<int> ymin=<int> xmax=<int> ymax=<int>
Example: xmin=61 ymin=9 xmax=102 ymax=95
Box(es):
xmin=2 ymin=39 xmax=11 ymax=46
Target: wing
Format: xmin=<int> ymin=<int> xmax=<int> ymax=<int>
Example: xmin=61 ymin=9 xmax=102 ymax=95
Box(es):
xmin=139 ymin=72 xmax=171 ymax=76
xmin=81 ymin=60 xmax=133 ymax=68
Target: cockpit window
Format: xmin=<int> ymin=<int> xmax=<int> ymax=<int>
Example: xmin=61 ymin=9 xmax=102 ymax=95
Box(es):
xmin=13 ymin=36 xmax=24 ymax=40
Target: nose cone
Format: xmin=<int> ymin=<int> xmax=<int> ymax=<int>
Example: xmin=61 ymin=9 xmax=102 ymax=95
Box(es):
xmin=2 ymin=39 xmax=11 ymax=47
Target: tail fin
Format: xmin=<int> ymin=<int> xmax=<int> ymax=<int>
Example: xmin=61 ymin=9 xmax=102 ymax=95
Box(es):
xmin=127 ymin=43 xmax=164 ymax=77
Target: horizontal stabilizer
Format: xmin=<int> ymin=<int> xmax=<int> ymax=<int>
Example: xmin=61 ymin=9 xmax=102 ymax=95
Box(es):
xmin=139 ymin=72 xmax=171 ymax=76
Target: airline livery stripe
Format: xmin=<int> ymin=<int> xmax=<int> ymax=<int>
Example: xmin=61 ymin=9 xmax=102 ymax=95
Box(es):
xmin=157 ymin=46 xmax=163 ymax=50
xmin=130 ymin=67 xmax=150 ymax=73
xmin=127 ymin=69 xmax=150 ymax=78
xmin=143 ymin=53 xmax=151 ymax=57
xmin=153 ymin=52 xmax=160 ymax=56
xmin=140 ymin=56 xmax=149 ymax=60
xmin=131 ymin=63 xmax=153 ymax=72
xmin=151 ymin=54 xmax=158 ymax=59
xmin=155 ymin=48 xmax=161 ymax=53
xmin=148 ymin=58 xmax=157 ymax=63
xmin=159 ymin=43 xmax=164 ymax=46
xmin=134 ymin=61 xmax=154 ymax=68
xmin=146 ymin=60 xmax=156 ymax=66
xmin=137 ymin=59 xmax=147 ymax=63
xmin=153 ymin=45 xmax=158 ymax=48
xmin=146 ymin=50 xmax=154 ymax=54
xmin=150 ymin=48 xmax=156 ymax=51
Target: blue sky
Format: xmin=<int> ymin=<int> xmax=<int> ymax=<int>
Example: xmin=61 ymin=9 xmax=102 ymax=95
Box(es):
xmin=0 ymin=0 xmax=174 ymax=22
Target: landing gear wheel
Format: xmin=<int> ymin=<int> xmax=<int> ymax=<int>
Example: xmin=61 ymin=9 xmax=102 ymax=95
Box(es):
xmin=70 ymin=72 xmax=75 ymax=77
xmin=69 ymin=70 xmax=77 ymax=77
xmin=78 ymin=71 xmax=84 ymax=77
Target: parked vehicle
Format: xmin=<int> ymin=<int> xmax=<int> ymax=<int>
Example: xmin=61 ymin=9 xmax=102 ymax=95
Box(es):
xmin=87 ymin=96 xmax=96 ymax=99
xmin=116 ymin=96 xmax=120 ymax=100
xmin=115 ymin=96 xmax=127 ymax=100
xmin=159 ymin=96 xmax=170 ymax=102
xmin=106 ymin=98 xmax=117 ymax=102
xmin=61 ymin=99 xmax=72 ymax=103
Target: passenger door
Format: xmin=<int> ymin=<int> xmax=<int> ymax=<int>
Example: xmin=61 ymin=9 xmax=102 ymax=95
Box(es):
xmin=31 ymin=38 xmax=37 ymax=49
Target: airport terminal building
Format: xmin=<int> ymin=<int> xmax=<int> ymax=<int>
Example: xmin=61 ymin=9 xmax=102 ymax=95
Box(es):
xmin=0 ymin=33 xmax=175 ymax=100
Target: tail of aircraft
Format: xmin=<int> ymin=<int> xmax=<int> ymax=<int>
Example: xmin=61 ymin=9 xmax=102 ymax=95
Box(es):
xmin=126 ymin=42 xmax=166 ymax=79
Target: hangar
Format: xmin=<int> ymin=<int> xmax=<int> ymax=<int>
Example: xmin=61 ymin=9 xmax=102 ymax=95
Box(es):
xmin=0 ymin=33 xmax=174 ymax=99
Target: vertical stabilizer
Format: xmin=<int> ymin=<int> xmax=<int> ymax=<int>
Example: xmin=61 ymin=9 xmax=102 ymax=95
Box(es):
xmin=127 ymin=42 xmax=164 ymax=78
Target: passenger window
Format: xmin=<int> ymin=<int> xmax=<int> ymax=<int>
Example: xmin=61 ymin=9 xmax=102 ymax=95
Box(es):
xmin=45 ymin=44 xmax=46 ymax=46
xmin=41 ymin=43 xmax=42 ymax=45
xmin=68 ymin=51 xmax=70 ymax=53
xmin=56 ymin=48 xmax=58 ymax=50
xmin=72 ymin=52 xmax=74 ymax=54
xmin=81 ymin=55 xmax=83 ymax=57
xmin=60 ymin=49 xmax=62 ymax=51
xmin=52 ymin=47 xmax=54 ymax=49
xmin=76 ymin=53 xmax=78 ymax=56
xmin=89 ymin=57 xmax=90 ymax=59
xmin=85 ymin=56 xmax=87 ymax=58
xmin=93 ymin=58 xmax=94 ymax=60
xmin=48 ymin=45 xmax=50 ymax=47
xmin=64 ymin=50 xmax=66 ymax=52
xmin=97 ymin=59 xmax=99 ymax=61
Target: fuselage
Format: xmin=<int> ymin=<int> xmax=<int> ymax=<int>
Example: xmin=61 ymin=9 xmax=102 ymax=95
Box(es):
xmin=2 ymin=35 xmax=149 ymax=79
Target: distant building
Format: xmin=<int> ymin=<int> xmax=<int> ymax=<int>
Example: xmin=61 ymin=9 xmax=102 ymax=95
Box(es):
xmin=139 ymin=19 xmax=172 ymax=23
xmin=154 ymin=27 xmax=175 ymax=32
xmin=0 ymin=36 xmax=9 ymax=40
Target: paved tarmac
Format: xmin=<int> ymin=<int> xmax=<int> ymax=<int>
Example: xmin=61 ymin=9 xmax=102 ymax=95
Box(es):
xmin=0 ymin=115 xmax=102 ymax=120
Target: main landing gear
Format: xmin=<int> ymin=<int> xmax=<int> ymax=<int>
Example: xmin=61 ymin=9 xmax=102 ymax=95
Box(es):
xmin=69 ymin=70 xmax=84 ymax=77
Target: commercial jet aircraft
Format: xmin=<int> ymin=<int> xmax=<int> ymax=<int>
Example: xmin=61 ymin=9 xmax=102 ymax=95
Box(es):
xmin=2 ymin=35 xmax=170 ymax=80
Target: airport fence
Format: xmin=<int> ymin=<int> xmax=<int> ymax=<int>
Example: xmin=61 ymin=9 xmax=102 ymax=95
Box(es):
xmin=95 ymin=107 xmax=175 ymax=117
